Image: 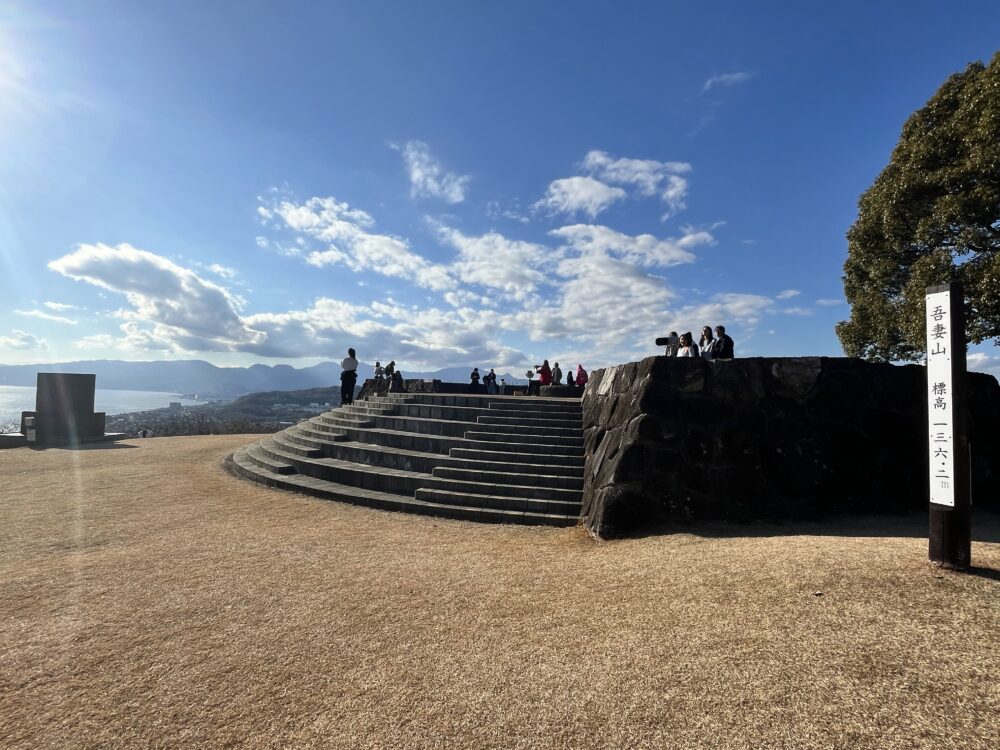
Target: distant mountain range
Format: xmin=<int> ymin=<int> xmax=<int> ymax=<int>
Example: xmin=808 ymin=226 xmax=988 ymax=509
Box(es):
xmin=0 ymin=360 xmax=525 ymax=399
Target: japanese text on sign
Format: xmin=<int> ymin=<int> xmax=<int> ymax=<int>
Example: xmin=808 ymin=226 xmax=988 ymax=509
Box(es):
xmin=926 ymin=290 xmax=954 ymax=507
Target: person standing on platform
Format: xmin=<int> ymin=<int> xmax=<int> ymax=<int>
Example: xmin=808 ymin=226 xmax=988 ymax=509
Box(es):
xmin=677 ymin=333 xmax=700 ymax=357
xmin=575 ymin=364 xmax=588 ymax=388
xmin=536 ymin=360 xmax=552 ymax=391
xmin=699 ymin=326 xmax=716 ymax=360
xmin=552 ymin=362 xmax=563 ymax=386
xmin=470 ymin=367 xmax=481 ymax=393
xmin=374 ymin=361 xmax=384 ymax=380
xmin=340 ymin=347 xmax=359 ymax=405
xmin=714 ymin=326 xmax=735 ymax=359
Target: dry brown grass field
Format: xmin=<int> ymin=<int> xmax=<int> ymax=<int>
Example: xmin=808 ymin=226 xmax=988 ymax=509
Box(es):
xmin=1 ymin=435 xmax=998 ymax=750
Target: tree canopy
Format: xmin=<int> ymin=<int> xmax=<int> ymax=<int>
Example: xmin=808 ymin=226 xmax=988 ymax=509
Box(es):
xmin=837 ymin=52 xmax=1000 ymax=361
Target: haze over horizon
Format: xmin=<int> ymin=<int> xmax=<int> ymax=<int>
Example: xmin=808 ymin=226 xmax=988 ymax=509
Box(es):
xmin=2 ymin=2 xmax=1000 ymax=378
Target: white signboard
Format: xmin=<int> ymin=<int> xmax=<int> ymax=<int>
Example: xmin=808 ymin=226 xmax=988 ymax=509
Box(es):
xmin=926 ymin=290 xmax=954 ymax=507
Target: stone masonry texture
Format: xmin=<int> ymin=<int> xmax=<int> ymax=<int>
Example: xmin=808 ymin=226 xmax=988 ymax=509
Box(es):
xmin=581 ymin=356 xmax=1000 ymax=538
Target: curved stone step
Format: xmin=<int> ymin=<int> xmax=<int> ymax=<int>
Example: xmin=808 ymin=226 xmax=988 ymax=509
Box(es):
xmin=476 ymin=414 xmax=581 ymax=429
xmin=374 ymin=402 xmax=578 ymax=424
xmin=463 ymin=429 xmax=583 ymax=447
xmin=422 ymin=475 xmax=581 ymax=502
xmin=431 ymin=465 xmax=583 ymax=491
xmin=373 ymin=394 xmax=580 ymax=413
xmin=258 ymin=438 xmax=429 ymax=495
xmin=340 ymin=412 xmax=481 ymax=438
xmin=284 ymin=428 xmax=441 ymax=473
xmin=435 ymin=454 xmax=583 ymax=478
xmin=245 ymin=442 xmax=296 ymax=474
xmin=309 ymin=418 xmax=466 ymax=455
xmin=462 ymin=437 xmax=583 ymax=456
xmin=230 ymin=448 xmax=574 ymax=526
xmin=448 ymin=446 xmax=584 ymax=466
xmin=414 ymin=487 xmax=580 ymax=517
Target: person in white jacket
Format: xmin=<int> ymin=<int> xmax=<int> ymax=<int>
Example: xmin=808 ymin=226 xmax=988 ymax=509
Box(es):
xmin=677 ymin=332 xmax=700 ymax=358
xmin=698 ymin=326 xmax=716 ymax=359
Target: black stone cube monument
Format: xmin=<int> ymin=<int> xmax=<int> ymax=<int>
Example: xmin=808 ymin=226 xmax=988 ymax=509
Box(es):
xmin=20 ymin=373 xmax=108 ymax=447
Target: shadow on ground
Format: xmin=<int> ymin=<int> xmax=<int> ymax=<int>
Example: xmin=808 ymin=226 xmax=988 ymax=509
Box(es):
xmin=626 ymin=511 xmax=1000 ymax=545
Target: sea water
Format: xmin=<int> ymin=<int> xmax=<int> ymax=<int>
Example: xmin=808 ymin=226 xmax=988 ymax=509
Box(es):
xmin=0 ymin=385 xmax=203 ymax=421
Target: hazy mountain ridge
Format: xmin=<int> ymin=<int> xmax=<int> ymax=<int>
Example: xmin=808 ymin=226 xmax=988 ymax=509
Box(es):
xmin=0 ymin=360 xmax=524 ymax=398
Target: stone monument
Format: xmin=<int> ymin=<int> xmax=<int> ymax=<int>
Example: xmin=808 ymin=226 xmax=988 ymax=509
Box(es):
xmin=19 ymin=373 xmax=119 ymax=448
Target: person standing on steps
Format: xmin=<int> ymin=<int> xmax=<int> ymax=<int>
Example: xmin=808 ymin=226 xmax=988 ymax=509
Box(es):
xmin=340 ymin=347 xmax=358 ymax=405
xmin=714 ymin=325 xmax=735 ymax=359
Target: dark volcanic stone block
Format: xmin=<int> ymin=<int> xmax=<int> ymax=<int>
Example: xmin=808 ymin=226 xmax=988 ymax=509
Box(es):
xmin=36 ymin=373 xmax=96 ymax=417
xmin=581 ymin=356 xmax=1000 ymax=538
xmin=22 ymin=373 xmax=106 ymax=446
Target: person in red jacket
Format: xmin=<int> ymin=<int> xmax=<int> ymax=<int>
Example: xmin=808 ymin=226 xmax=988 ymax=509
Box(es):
xmin=536 ymin=359 xmax=552 ymax=385
xmin=575 ymin=364 xmax=588 ymax=388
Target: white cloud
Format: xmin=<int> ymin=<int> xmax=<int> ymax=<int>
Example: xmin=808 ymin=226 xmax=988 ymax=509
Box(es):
xmin=14 ymin=308 xmax=77 ymax=325
xmin=0 ymin=329 xmax=46 ymax=350
xmin=486 ymin=200 xmax=530 ymax=224
xmin=267 ymin=195 xmax=453 ymax=291
xmin=433 ymin=224 xmax=548 ymax=303
xmin=549 ymin=224 xmax=710 ymax=267
xmin=968 ymin=352 xmax=1000 ymax=379
xmin=531 ymin=254 xmax=674 ymax=343
xmin=703 ymin=71 xmax=754 ymax=92
xmin=208 ymin=263 xmax=236 ymax=279
xmin=49 ymin=243 xmax=264 ymax=352
xmin=671 ymin=293 xmax=776 ymax=331
xmin=782 ymin=306 xmax=814 ymax=316
xmin=43 ymin=301 xmax=79 ymax=311
xmin=243 ymin=296 xmax=526 ymax=369
xmin=815 ymin=298 xmax=844 ymax=306
xmin=582 ymin=150 xmax=691 ymax=219
xmin=533 ymin=176 xmax=626 ymax=218
xmin=776 ymin=289 xmax=800 ymax=300
xmin=396 ymin=140 xmax=470 ymax=204
xmin=72 ymin=334 xmax=116 ymax=349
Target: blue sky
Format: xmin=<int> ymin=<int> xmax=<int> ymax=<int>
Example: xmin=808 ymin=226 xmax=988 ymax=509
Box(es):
xmin=2 ymin=1 xmax=999 ymax=375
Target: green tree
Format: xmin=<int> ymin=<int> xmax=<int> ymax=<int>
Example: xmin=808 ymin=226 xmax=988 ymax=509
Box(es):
xmin=837 ymin=52 xmax=1000 ymax=361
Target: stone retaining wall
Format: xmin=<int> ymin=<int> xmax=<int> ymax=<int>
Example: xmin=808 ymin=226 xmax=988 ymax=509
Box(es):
xmin=581 ymin=356 xmax=1000 ymax=538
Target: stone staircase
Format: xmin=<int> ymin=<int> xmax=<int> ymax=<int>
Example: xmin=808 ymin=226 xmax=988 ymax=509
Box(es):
xmin=229 ymin=392 xmax=583 ymax=526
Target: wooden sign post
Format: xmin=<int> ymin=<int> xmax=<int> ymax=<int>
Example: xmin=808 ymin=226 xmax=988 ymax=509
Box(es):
xmin=925 ymin=282 xmax=971 ymax=570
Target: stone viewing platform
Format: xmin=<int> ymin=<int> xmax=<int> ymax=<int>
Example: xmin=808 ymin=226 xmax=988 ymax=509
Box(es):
xmin=231 ymin=359 xmax=1000 ymax=537
xmin=230 ymin=384 xmax=584 ymax=526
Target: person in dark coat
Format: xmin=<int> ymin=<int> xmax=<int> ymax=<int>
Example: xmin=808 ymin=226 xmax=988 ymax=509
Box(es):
xmin=340 ymin=347 xmax=358 ymax=405
xmin=714 ymin=326 xmax=735 ymax=359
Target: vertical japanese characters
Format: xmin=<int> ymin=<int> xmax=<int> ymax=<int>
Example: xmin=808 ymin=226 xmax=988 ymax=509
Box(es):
xmin=926 ymin=292 xmax=954 ymax=507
